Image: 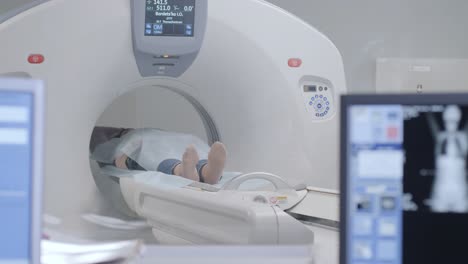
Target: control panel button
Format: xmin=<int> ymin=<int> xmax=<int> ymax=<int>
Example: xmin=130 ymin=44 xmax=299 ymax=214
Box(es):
xmin=301 ymin=80 xmax=334 ymax=120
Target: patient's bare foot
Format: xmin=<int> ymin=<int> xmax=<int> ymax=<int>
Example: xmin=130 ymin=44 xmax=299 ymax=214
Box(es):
xmin=201 ymin=142 xmax=226 ymax=184
xmin=179 ymin=145 xmax=200 ymax=181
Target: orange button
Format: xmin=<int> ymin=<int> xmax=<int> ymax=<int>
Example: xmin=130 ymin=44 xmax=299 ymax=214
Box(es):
xmin=28 ymin=54 xmax=45 ymax=64
xmin=288 ymin=58 xmax=302 ymax=68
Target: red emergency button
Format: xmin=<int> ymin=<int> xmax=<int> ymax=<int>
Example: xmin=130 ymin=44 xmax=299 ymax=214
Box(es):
xmin=288 ymin=58 xmax=302 ymax=68
xmin=28 ymin=54 xmax=45 ymax=64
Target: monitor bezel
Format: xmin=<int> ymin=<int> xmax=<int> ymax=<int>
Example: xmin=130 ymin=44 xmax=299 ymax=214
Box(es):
xmin=340 ymin=93 xmax=468 ymax=264
xmin=0 ymin=78 xmax=44 ymax=264
xmin=132 ymin=0 xmax=208 ymax=56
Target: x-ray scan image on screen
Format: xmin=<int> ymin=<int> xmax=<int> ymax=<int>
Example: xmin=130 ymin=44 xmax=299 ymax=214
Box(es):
xmin=401 ymin=104 xmax=468 ymax=263
xmin=403 ymin=105 xmax=468 ymax=213
xmin=343 ymin=97 xmax=468 ymax=264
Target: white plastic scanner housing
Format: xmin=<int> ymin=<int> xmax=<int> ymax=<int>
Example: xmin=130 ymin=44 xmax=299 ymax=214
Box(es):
xmin=0 ymin=0 xmax=345 ymax=243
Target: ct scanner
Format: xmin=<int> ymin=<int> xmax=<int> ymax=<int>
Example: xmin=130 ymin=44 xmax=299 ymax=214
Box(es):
xmin=0 ymin=0 xmax=346 ymax=247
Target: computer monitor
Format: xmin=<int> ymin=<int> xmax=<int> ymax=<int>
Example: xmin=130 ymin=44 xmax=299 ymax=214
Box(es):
xmin=341 ymin=94 xmax=468 ymax=264
xmin=0 ymin=78 xmax=43 ymax=264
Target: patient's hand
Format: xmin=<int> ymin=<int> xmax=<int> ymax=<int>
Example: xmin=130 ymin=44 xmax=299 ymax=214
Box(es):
xmin=114 ymin=154 xmax=129 ymax=169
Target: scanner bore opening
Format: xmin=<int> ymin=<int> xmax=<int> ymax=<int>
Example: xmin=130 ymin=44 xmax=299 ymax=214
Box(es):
xmin=88 ymin=85 xmax=220 ymax=217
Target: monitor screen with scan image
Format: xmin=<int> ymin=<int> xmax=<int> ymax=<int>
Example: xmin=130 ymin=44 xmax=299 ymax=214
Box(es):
xmin=145 ymin=0 xmax=196 ymax=37
xmin=341 ymin=95 xmax=468 ymax=264
xmin=0 ymin=79 xmax=43 ymax=264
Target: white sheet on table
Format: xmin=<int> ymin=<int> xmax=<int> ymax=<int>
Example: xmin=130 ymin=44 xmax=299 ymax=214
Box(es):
xmin=100 ymin=166 xmax=275 ymax=191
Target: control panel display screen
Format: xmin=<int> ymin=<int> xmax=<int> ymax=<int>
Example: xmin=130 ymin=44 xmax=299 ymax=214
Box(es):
xmin=145 ymin=0 xmax=196 ymax=37
xmin=304 ymin=85 xmax=317 ymax=92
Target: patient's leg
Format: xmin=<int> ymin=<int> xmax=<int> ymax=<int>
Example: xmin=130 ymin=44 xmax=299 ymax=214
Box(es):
xmin=172 ymin=145 xmax=200 ymax=181
xmin=200 ymin=142 xmax=227 ymax=184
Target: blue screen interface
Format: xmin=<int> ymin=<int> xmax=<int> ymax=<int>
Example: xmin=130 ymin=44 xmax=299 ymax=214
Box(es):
xmin=145 ymin=0 xmax=196 ymax=37
xmin=0 ymin=91 xmax=33 ymax=264
xmin=346 ymin=104 xmax=468 ymax=264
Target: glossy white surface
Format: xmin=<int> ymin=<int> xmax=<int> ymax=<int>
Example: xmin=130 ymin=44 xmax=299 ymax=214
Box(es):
xmin=134 ymin=224 xmax=339 ymax=264
xmin=307 ymin=224 xmax=339 ymax=264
